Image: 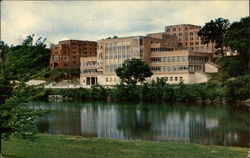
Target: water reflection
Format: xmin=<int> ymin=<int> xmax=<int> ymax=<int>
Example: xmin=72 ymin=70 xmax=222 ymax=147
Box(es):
xmin=29 ymin=101 xmax=249 ymax=147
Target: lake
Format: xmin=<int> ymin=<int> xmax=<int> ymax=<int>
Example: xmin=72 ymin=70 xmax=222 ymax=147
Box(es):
xmin=29 ymin=101 xmax=249 ymax=147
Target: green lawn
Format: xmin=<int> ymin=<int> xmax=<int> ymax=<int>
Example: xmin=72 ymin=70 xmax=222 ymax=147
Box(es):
xmin=2 ymin=134 xmax=248 ymax=158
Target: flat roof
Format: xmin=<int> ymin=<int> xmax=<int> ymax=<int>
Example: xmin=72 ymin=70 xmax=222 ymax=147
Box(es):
xmin=165 ymin=24 xmax=201 ymax=27
xmin=98 ymin=35 xmax=145 ymax=41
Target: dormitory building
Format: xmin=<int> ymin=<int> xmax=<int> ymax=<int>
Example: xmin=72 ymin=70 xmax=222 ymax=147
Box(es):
xmin=49 ymin=24 xmax=219 ymax=86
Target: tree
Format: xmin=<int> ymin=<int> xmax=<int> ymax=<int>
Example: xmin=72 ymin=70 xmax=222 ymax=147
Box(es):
xmin=198 ymin=18 xmax=230 ymax=56
xmin=223 ymin=17 xmax=249 ymax=74
xmin=3 ymin=34 xmax=50 ymax=81
xmin=0 ymin=35 xmax=48 ymax=157
xmin=116 ymin=58 xmax=153 ymax=85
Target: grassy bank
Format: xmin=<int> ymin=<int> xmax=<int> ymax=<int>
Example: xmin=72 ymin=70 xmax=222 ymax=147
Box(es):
xmin=2 ymin=134 xmax=248 ymax=158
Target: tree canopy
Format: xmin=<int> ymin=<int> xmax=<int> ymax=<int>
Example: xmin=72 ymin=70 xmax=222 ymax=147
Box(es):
xmin=1 ymin=35 xmax=50 ymax=81
xmin=0 ymin=35 xmax=49 ymax=157
xmin=116 ymin=58 xmax=153 ymax=85
xmin=198 ymin=18 xmax=230 ymax=56
xmin=224 ymin=17 xmax=249 ymax=63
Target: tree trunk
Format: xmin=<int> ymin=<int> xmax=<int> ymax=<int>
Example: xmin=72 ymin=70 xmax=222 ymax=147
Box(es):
xmin=221 ymin=47 xmax=224 ymax=57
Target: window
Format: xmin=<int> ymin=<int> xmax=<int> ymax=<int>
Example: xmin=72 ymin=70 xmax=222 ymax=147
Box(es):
xmin=180 ymin=77 xmax=183 ymax=81
xmin=170 ymin=77 xmax=173 ymax=81
xmin=63 ymin=56 xmax=68 ymax=61
xmin=173 ymin=33 xmax=176 ymax=36
xmin=190 ymin=37 xmax=193 ymax=40
xmin=195 ymin=41 xmax=199 ymax=45
xmin=190 ymin=32 xmax=193 ymax=35
xmin=73 ymin=51 xmax=76 ymax=54
xmin=175 ymin=77 xmax=178 ymax=81
xmin=179 ymin=33 xmax=182 ymax=36
xmin=190 ymin=42 xmax=193 ymax=45
xmin=166 ymin=29 xmax=170 ymax=32
xmin=166 ymin=77 xmax=168 ymax=81
xmin=83 ymin=79 xmax=86 ymax=83
xmin=110 ymin=78 xmax=112 ymax=82
xmin=54 ymin=56 xmax=59 ymax=61
xmin=73 ymin=61 xmax=76 ymax=64
xmin=185 ymin=27 xmax=188 ymax=30
xmin=106 ymin=78 xmax=108 ymax=82
xmin=63 ymin=63 xmax=68 ymax=67
xmin=73 ymin=56 xmax=76 ymax=59
xmin=178 ymin=28 xmax=181 ymax=31
xmin=173 ymin=28 xmax=176 ymax=32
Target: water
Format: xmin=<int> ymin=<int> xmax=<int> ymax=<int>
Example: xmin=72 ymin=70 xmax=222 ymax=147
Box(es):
xmin=29 ymin=101 xmax=249 ymax=147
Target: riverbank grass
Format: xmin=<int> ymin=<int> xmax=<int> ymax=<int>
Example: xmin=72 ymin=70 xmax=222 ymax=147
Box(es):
xmin=3 ymin=134 xmax=248 ymax=158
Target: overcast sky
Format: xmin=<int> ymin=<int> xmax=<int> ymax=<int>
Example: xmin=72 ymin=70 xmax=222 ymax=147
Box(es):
xmin=1 ymin=1 xmax=249 ymax=46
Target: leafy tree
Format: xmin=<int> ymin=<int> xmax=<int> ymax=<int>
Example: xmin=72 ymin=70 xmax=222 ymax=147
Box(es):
xmin=2 ymin=35 xmax=50 ymax=81
xmin=224 ymin=74 xmax=250 ymax=101
xmin=224 ymin=17 xmax=249 ymax=75
xmin=0 ymin=35 xmax=48 ymax=157
xmin=116 ymin=58 xmax=153 ymax=85
xmin=198 ymin=18 xmax=230 ymax=56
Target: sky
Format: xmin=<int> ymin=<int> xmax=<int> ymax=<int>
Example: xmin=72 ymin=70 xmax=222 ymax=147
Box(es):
xmin=1 ymin=1 xmax=249 ymax=46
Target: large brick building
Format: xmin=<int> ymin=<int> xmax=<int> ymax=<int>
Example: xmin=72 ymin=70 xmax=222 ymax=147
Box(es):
xmin=165 ymin=24 xmax=216 ymax=53
xmin=50 ymin=40 xmax=97 ymax=69
xmin=80 ymin=34 xmax=218 ymax=86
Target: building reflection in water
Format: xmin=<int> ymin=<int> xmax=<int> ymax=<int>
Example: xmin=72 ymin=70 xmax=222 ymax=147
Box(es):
xmin=32 ymin=101 xmax=249 ymax=147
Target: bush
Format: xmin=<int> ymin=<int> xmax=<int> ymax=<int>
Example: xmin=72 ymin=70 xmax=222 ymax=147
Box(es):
xmin=224 ymin=74 xmax=250 ymax=100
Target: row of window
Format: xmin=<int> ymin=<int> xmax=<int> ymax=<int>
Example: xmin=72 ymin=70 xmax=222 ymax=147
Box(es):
xmin=105 ymin=53 xmax=130 ymax=59
xmin=178 ymin=38 xmax=200 ymax=42
xmin=150 ymin=56 xmax=209 ymax=63
xmin=105 ymin=45 xmax=130 ymax=51
xmin=155 ymin=76 xmax=183 ymax=82
xmin=105 ymin=41 xmax=131 ymax=47
xmin=105 ymin=64 xmax=122 ymax=73
xmin=53 ymin=56 xmax=78 ymax=62
xmin=151 ymin=48 xmax=174 ymax=52
xmin=81 ymin=69 xmax=97 ymax=74
xmin=166 ymin=26 xmax=198 ymax=32
xmin=81 ymin=61 xmax=97 ymax=67
xmin=104 ymin=76 xmax=183 ymax=83
xmin=151 ymin=65 xmax=202 ymax=72
xmin=106 ymin=77 xmax=119 ymax=83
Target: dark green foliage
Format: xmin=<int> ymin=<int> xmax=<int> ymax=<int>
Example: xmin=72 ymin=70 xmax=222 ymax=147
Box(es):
xmin=0 ymin=35 xmax=50 ymax=156
xmin=192 ymin=83 xmax=224 ymax=100
xmin=2 ymin=35 xmax=50 ymax=81
xmin=198 ymin=18 xmax=230 ymax=56
xmin=174 ymin=82 xmax=199 ymax=102
xmin=140 ymin=78 xmax=174 ymax=102
xmin=116 ymin=58 xmax=153 ymax=85
xmin=89 ymin=85 xmax=107 ymax=101
xmin=224 ymin=74 xmax=250 ymax=101
xmin=224 ymin=17 xmax=249 ymax=58
xmin=38 ymin=77 xmax=247 ymax=103
xmin=224 ymin=16 xmax=249 ymax=75
xmin=216 ymin=56 xmax=246 ymax=81
xmin=108 ymin=83 xmax=140 ymax=101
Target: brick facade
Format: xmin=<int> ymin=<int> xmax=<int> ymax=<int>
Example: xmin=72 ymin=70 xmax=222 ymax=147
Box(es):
xmin=50 ymin=40 xmax=97 ymax=69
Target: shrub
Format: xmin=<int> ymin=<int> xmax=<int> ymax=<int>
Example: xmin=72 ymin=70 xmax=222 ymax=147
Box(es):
xmin=224 ymin=74 xmax=250 ymax=100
